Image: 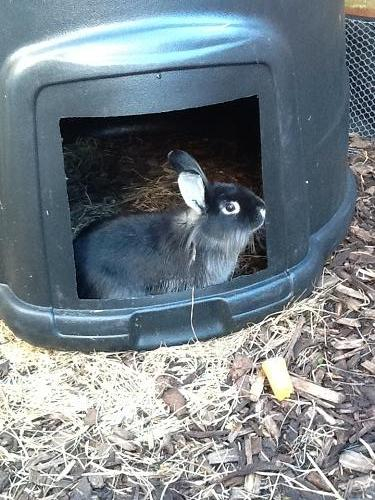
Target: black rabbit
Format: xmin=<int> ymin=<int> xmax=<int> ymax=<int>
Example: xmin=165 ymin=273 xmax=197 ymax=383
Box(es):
xmin=74 ymin=150 xmax=266 ymax=299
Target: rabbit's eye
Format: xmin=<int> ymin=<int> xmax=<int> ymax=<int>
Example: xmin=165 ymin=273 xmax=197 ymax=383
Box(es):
xmin=221 ymin=201 xmax=240 ymax=215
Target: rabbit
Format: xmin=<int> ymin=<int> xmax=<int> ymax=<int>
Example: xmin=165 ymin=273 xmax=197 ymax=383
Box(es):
xmin=73 ymin=150 xmax=266 ymax=299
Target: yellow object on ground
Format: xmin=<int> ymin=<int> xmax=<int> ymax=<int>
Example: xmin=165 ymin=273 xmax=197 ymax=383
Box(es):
xmin=262 ymin=357 xmax=294 ymax=401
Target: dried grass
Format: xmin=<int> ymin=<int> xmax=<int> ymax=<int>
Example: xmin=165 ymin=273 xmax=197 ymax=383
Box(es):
xmin=0 ymin=279 xmax=372 ymax=499
xmin=0 ymin=289 xmax=333 ymax=499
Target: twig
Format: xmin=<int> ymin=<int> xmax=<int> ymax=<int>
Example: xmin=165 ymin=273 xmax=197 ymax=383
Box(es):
xmin=284 ymin=317 xmax=305 ymax=362
xmin=307 ymin=454 xmax=344 ymax=500
xmin=211 ymin=460 xmax=283 ymax=484
xmin=186 ymin=428 xmax=252 ymax=440
xmin=291 ymin=376 xmax=345 ymax=404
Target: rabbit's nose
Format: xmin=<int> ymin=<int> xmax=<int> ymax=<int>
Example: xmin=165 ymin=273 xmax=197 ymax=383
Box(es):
xmin=258 ymin=206 xmax=266 ymax=221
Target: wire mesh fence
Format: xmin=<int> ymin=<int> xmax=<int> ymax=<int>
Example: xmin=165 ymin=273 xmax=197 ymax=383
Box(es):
xmin=346 ymin=16 xmax=375 ymax=137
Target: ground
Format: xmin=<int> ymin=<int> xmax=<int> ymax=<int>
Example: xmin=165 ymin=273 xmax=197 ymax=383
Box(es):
xmin=0 ymin=136 xmax=374 ymax=500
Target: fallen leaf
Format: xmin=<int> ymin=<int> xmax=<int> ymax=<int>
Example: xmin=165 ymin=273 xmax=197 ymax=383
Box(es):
xmin=230 ymin=354 xmax=253 ymax=382
xmin=162 ymin=388 xmax=187 ymax=418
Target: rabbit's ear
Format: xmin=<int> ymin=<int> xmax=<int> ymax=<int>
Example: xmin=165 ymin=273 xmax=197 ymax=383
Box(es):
xmin=177 ymin=172 xmax=206 ymax=213
xmin=168 ymin=150 xmax=208 ymax=186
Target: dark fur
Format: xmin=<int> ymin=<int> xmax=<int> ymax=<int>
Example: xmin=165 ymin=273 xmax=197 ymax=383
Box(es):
xmin=74 ymin=151 xmax=265 ymax=299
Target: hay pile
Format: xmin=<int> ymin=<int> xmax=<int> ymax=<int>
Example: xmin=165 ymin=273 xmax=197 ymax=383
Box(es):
xmin=0 ymin=135 xmax=374 ymax=499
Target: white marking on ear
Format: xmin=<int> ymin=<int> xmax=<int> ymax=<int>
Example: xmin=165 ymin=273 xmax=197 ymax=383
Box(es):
xmin=178 ymin=172 xmax=205 ymax=213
